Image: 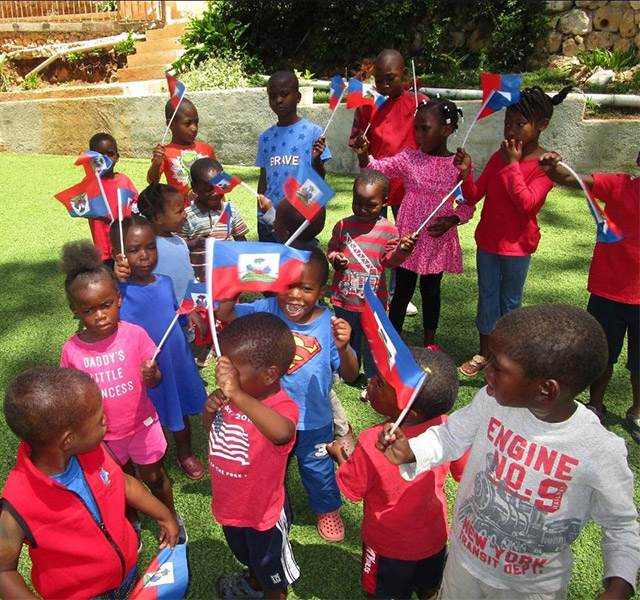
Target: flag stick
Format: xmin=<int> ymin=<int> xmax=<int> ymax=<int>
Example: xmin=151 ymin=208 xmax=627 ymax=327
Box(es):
xmin=239 ymin=180 xmax=260 ymax=196
xmin=161 ymin=87 xmax=187 ymax=145
xmin=557 ymin=161 xmax=592 ymax=199
xmin=205 ymin=238 xmax=221 ymax=358
xmin=411 ymin=59 xmax=418 ymax=109
xmin=322 ymin=87 xmax=345 ymax=137
xmin=363 ymin=122 xmax=372 ymax=138
xmin=460 ymin=89 xmax=495 ymax=149
xmin=414 ymin=186 xmax=457 ymax=235
xmin=117 ymin=188 xmax=125 ymax=256
xmin=388 ymin=369 xmax=430 ymax=436
xmin=151 ymin=312 xmax=180 ymax=362
xmin=284 ymin=219 xmax=311 ymax=247
xmin=94 ymin=171 xmax=113 ymax=223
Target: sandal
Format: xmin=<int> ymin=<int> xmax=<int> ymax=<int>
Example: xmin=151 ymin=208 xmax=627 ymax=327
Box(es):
xmin=316 ymin=509 xmax=345 ymax=542
xmin=334 ymin=424 xmax=356 ymax=458
xmin=625 ymin=412 xmax=640 ymax=443
xmin=216 ymin=570 xmax=264 ymax=599
xmin=177 ymin=454 xmax=205 ymax=480
xmin=460 ymin=354 xmax=489 ymax=377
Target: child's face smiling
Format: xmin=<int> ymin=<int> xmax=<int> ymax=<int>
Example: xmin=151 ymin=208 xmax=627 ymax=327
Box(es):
xmin=374 ymin=56 xmax=404 ymax=99
xmin=155 ymin=191 xmax=187 ymax=235
xmin=414 ymin=109 xmax=451 ymax=156
xmin=170 ymin=103 xmax=199 ymax=145
xmin=124 ymin=225 xmax=158 ymax=283
xmin=267 ymin=78 xmax=300 ymax=124
xmin=192 ymin=168 xmax=224 ymax=211
xmin=352 ymin=181 xmax=385 ymax=223
xmin=71 ymin=278 xmax=121 ymax=342
xmin=277 ymin=260 xmax=327 ymax=324
xmin=91 ymin=138 xmax=118 ymax=178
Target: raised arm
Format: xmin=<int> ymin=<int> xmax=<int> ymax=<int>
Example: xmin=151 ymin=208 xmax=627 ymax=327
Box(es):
xmin=538 ymin=152 xmax=593 ymax=190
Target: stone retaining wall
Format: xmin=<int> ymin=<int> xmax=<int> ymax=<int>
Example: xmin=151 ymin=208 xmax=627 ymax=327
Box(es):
xmin=0 ymin=88 xmax=637 ymax=174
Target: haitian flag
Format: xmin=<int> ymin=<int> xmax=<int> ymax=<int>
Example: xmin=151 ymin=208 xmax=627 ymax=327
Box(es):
xmin=282 ymin=162 xmax=335 ymax=222
xmin=329 ymin=75 xmax=345 ymax=109
xmin=451 ymin=181 xmax=466 ymax=204
xmin=165 ymin=71 xmax=187 ymax=110
xmin=217 ymin=201 xmax=232 ymax=237
xmin=75 ymin=151 xmax=113 ymax=178
xmin=346 ymin=78 xmax=387 ymax=117
xmin=118 ymin=186 xmax=136 ymax=211
xmin=177 ymin=279 xmax=209 ymax=314
xmin=585 ymin=185 xmax=624 ymax=243
xmin=478 ymin=73 xmax=521 ymax=119
xmin=55 ymin=178 xmax=111 ymax=219
xmin=361 ymin=279 xmax=427 ymax=410
xmin=209 ymin=171 xmax=242 ymax=195
xmin=129 ymin=543 xmax=189 ymax=599
xmin=206 ymin=240 xmax=310 ymax=301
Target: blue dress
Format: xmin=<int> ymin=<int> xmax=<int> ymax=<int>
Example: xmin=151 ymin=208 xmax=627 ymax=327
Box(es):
xmin=118 ymin=275 xmax=206 ymax=431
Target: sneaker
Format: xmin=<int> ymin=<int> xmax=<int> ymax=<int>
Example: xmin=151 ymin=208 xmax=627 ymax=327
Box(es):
xmin=131 ymin=520 xmax=142 ymax=554
xmin=625 ymin=412 xmax=640 ymax=444
xmin=406 ymin=301 xmax=418 ymax=316
xmin=316 ymin=509 xmax=345 ymax=542
xmin=360 ymin=387 xmax=368 ymax=402
xmin=175 ymin=511 xmax=188 ymax=545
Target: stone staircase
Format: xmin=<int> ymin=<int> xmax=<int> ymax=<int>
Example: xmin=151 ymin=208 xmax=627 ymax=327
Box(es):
xmin=117 ymin=20 xmax=187 ymax=83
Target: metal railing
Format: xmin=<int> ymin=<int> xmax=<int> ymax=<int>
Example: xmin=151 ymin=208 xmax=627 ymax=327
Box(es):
xmin=0 ymin=1 xmax=164 ymax=22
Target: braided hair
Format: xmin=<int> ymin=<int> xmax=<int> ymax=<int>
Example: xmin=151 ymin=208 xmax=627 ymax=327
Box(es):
xmin=416 ymin=98 xmax=464 ymax=130
xmin=509 ymin=86 xmax=572 ymax=124
xmin=136 ymin=183 xmax=181 ymax=223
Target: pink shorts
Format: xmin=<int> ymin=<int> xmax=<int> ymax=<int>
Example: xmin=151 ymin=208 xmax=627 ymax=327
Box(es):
xmin=106 ymin=419 xmax=167 ymax=466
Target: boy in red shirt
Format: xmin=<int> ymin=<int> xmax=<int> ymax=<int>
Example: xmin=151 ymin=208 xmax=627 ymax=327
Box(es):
xmin=204 ymin=313 xmax=300 ymax=599
xmin=328 ymin=348 xmax=466 ymax=600
xmin=147 ymin=97 xmax=216 ymax=204
xmin=539 ymin=151 xmax=640 ymax=441
xmin=0 ymin=366 xmax=178 ymax=599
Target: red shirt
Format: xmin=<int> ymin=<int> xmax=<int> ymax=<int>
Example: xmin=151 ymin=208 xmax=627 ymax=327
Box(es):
xmin=349 ymin=91 xmax=427 ymax=206
xmin=336 ymin=417 xmax=467 ymax=560
xmin=87 ymin=173 xmax=137 ymax=260
xmin=462 ymin=152 xmax=553 ymax=256
xmin=589 ymin=173 xmax=640 ymax=304
xmin=208 ymin=388 xmax=299 ymax=530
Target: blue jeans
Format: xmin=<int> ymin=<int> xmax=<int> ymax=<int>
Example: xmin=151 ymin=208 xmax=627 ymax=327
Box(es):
xmin=476 ymin=248 xmax=531 ymax=335
xmin=333 ymin=306 xmax=375 ymax=378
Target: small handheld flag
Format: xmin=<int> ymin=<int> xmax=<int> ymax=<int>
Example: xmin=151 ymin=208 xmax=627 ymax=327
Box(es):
xmin=217 ymin=202 xmax=232 ymax=238
xmin=55 ymin=178 xmax=111 ymax=219
xmin=209 ymin=171 xmax=242 ymax=195
xmin=328 ymin=75 xmax=346 ymax=110
xmin=177 ymin=279 xmax=209 ymax=314
xmin=129 ymin=543 xmax=189 ymax=599
xmin=162 ymin=71 xmax=187 ymax=145
xmin=415 ymin=181 xmax=466 ymax=235
xmin=283 ymin=162 xmax=335 ymax=223
xmin=361 ymin=279 xmax=427 ymax=421
xmin=346 ymin=77 xmax=387 ymax=117
xmin=75 ymin=151 xmax=113 ymax=179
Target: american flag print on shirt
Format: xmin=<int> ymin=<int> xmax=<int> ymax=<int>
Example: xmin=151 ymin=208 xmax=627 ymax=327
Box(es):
xmin=209 ymin=408 xmax=250 ymax=466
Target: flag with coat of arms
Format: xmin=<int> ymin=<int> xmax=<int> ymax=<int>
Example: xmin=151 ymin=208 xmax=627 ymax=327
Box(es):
xmin=282 ymin=162 xmax=335 ymax=222
xmin=129 ymin=543 xmax=189 ymax=599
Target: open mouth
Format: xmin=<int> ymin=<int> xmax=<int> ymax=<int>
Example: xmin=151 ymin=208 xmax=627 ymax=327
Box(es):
xmin=284 ymin=303 xmax=305 ymax=319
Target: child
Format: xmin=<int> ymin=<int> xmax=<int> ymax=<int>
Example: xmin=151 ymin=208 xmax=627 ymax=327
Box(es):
xmin=147 ymin=97 xmax=216 ymax=203
xmin=454 ymin=86 xmax=571 ymax=376
xmin=327 ymin=169 xmax=416 ymax=379
xmin=217 ymin=249 xmax=359 ymax=542
xmin=327 ymin=348 xmax=466 ymax=600
xmin=256 ymin=70 xmax=331 ymax=242
xmin=378 ymin=304 xmax=640 ymax=599
xmin=0 ymin=366 xmax=179 ymax=599
xmin=86 ymin=132 xmax=138 ymax=267
xmin=539 ymin=150 xmax=639 ymax=441
xmin=60 ymin=241 xmax=186 ymax=543
xmin=182 ymin=157 xmax=248 ymax=282
xmin=204 ymin=313 xmax=300 ymax=599
xmin=355 ymin=99 xmax=472 ymax=350
xmin=111 ymin=216 xmax=208 ymax=481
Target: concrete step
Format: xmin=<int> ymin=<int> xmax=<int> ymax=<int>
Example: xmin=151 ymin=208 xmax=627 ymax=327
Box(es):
xmin=126 ymin=48 xmax=184 ymax=68
xmin=145 ymin=21 xmax=187 ymax=40
xmin=135 ymin=37 xmax=184 ymax=53
xmin=118 ymin=64 xmax=170 ymax=82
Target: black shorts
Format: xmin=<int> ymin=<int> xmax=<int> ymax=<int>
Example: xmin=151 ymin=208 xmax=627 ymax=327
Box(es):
xmin=222 ymin=500 xmax=300 ymax=591
xmin=587 ymin=293 xmax=639 ymax=373
xmin=361 ymin=543 xmax=446 ymax=599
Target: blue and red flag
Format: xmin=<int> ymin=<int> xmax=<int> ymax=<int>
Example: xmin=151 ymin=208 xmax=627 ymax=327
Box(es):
xmin=55 ymin=178 xmax=111 ymax=219
xmin=282 ymin=162 xmax=335 ymax=222
xmin=346 ymin=77 xmax=387 ymax=117
xmin=329 ymin=75 xmax=346 ymax=110
xmin=451 ymin=181 xmax=466 ymax=204
xmin=584 ymin=186 xmax=624 ymax=243
xmin=209 ymin=171 xmax=242 ymax=195
xmin=217 ymin=201 xmax=232 ymax=237
xmin=177 ymin=279 xmax=209 ymax=314
xmin=206 ymin=240 xmax=310 ymax=301
xmin=75 ymin=151 xmax=112 ymax=178
xmin=361 ymin=279 xmax=427 ymax=410
xmin=129 ymin=543 xmax=189 ymax=599
xmin=478 ymin=73 xmax=521 ymax=119
xmin=165 ymin=71 xmax=187 ymax=110
xmin=118 ymin=186 xmax=136 ymax=210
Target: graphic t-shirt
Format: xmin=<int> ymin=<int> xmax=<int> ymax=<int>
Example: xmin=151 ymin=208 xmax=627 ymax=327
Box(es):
xmin=208 ymin=388 xmax=299 ymax=530
xmin=154 ymin=141 xmax=216 ymax=199
xmin=235 ymin=298 xmax=340 ymax=429
xmin=60 ymin=321 xmax=158 ymax=440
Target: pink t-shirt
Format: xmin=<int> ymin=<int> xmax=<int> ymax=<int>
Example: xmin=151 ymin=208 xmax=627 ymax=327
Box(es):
xmin=208 ymin=388 xmax=299 ymax=530
xmin=60 ymin=321 xmax=158 ymax=440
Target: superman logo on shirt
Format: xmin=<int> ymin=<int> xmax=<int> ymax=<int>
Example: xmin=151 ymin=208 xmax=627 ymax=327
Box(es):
xmin=288 ymin=333 xmax=321 ymax=374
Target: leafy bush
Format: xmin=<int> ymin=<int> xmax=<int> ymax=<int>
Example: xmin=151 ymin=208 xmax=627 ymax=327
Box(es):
xmin=114 ymin=32 xmax=137 ymax=58
xmin=180 ymin=55 xmax=262 ymax=90
xmin=0 ymin=53 xmax=13 ymax=92
xmin=578 ymin=48 xmax=639 ymax=72
xmin=22 ymin=73 xmax=41 ymax=90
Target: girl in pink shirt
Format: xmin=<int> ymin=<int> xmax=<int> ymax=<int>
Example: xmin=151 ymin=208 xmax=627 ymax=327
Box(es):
xmin=454 ymin=86 xmax=571 ymax=377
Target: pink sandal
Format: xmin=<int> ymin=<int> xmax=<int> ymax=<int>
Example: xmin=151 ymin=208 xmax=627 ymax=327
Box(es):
xmin=460 ymin=354 xmax=489 ymax=377
xmin=316 ymin=509 xmax=345 ymax=542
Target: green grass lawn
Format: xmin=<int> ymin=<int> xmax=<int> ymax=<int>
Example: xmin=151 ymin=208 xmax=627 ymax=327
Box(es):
xmin=0 ymin=152 xmax=637 ymax=599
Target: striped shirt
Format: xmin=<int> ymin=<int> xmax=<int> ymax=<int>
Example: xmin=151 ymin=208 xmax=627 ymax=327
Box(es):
xmin=327 ymin=215 xmax=408 ymax=311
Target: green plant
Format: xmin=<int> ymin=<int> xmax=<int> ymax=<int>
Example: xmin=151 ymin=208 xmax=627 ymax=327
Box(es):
xmin=97 ymin=0 xmax=117 ymax=11
xmin=439 ymin=51 xmax=469 ymax=80
xmin=293 ymin=68 xmax=316 ymax=81
xmin=64 ymin=51 xmax=83 ymax=63
xmin=179 ymin=55 xmax=258 ymax=90
xmin=22 ymin=73 xmax=41 ymax=90
xmin=114 ymin=32 xmax=137 ymax=58
xmin=578 ymin=47 xmax=639 ymax=72
xmin=0 ymin=53 xmax=13 ymax=92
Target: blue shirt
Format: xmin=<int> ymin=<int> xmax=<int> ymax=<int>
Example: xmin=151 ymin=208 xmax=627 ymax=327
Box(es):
xmin=154 ymin=234 xmax=194 ymax=302
xmin=255 ymin=118 xmax=332 ymax=223
xmin=235 ymin=297 xmax=339 ymax=430
xmin=51 ymin=456 xmax=100 ymax=520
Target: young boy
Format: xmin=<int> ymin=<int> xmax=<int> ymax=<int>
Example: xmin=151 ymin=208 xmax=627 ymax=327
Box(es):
xmin=0 ymin=366 xmax=179 ymax=599
xmin=378 ymin=304 xmax=640 ymax=599
xmin=539 ymin=151 xmax=639 ymax=442
xmin=204 ymin=313 xmax=300 ymax=599
xmin=256 ymin=70 xmax=331 ymax=242
xmin=217 ymin=249 xmax=359 ymax=542
xmin=147 ymin=98 xmax=216 ymax=203
xmin=87 ymin=132 xmax=138 ymax=267
xmin=327 ymin=169 xmax=416 ymax=379
xmin=327 ymin=348 xmax=466 ymax=600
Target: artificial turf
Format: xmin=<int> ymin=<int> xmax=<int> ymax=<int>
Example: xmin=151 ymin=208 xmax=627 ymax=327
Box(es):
xmin=0 ymin=152 xmax=637 ymax=599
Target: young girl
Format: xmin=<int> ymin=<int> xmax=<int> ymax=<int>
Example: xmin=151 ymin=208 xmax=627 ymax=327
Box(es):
xmin=59 ymin=241 xmax=185 ymax=543
xmin=111 ymin=215 xmax=208 ymax=481
xmin=355 ymin=99 xmax=473 ymax=350
xmin=454 ymin=86 xmax=571 ymax=376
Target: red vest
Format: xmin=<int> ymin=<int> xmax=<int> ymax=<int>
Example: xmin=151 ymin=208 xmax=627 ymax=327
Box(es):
xmin=1 ymin=442 xmax=138 ymax=599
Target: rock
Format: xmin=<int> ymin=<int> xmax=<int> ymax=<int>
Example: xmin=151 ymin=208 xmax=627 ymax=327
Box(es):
xmin=585 ymin=68 xmax=616 ymax=84
xmin=630 ymin=0 xmax=640 ymax=8
xmin=613 ymin=37 xmax=632 ymax=51
xmin=620 ymin=9 xmax=638 ymax=37
xmin=467 ymin=28 xmax=491 ymax=51
xmin=586 ymin=30 xmax=616 ymax=49
xmin=559 ymin=9 xmax=592 ymax=35
xmin=547 ymin=0 xmax=574 ymax=11
xmin=619 ymin=64 xmax=640 ymax=80
xmin=452 ymin=31 xmax=465 ymax=48
xmin=575 ymin=0 xmax=604 ymax=8
xmin=593 ymin=4 xmax=622 ymax=31
xmin=636 ymin=31 xmax=640 ymax=49
xmin=547 ymin=30 xmax=563 ymax=53
xmin=563 ymin=36 xmax=583 ymax=55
